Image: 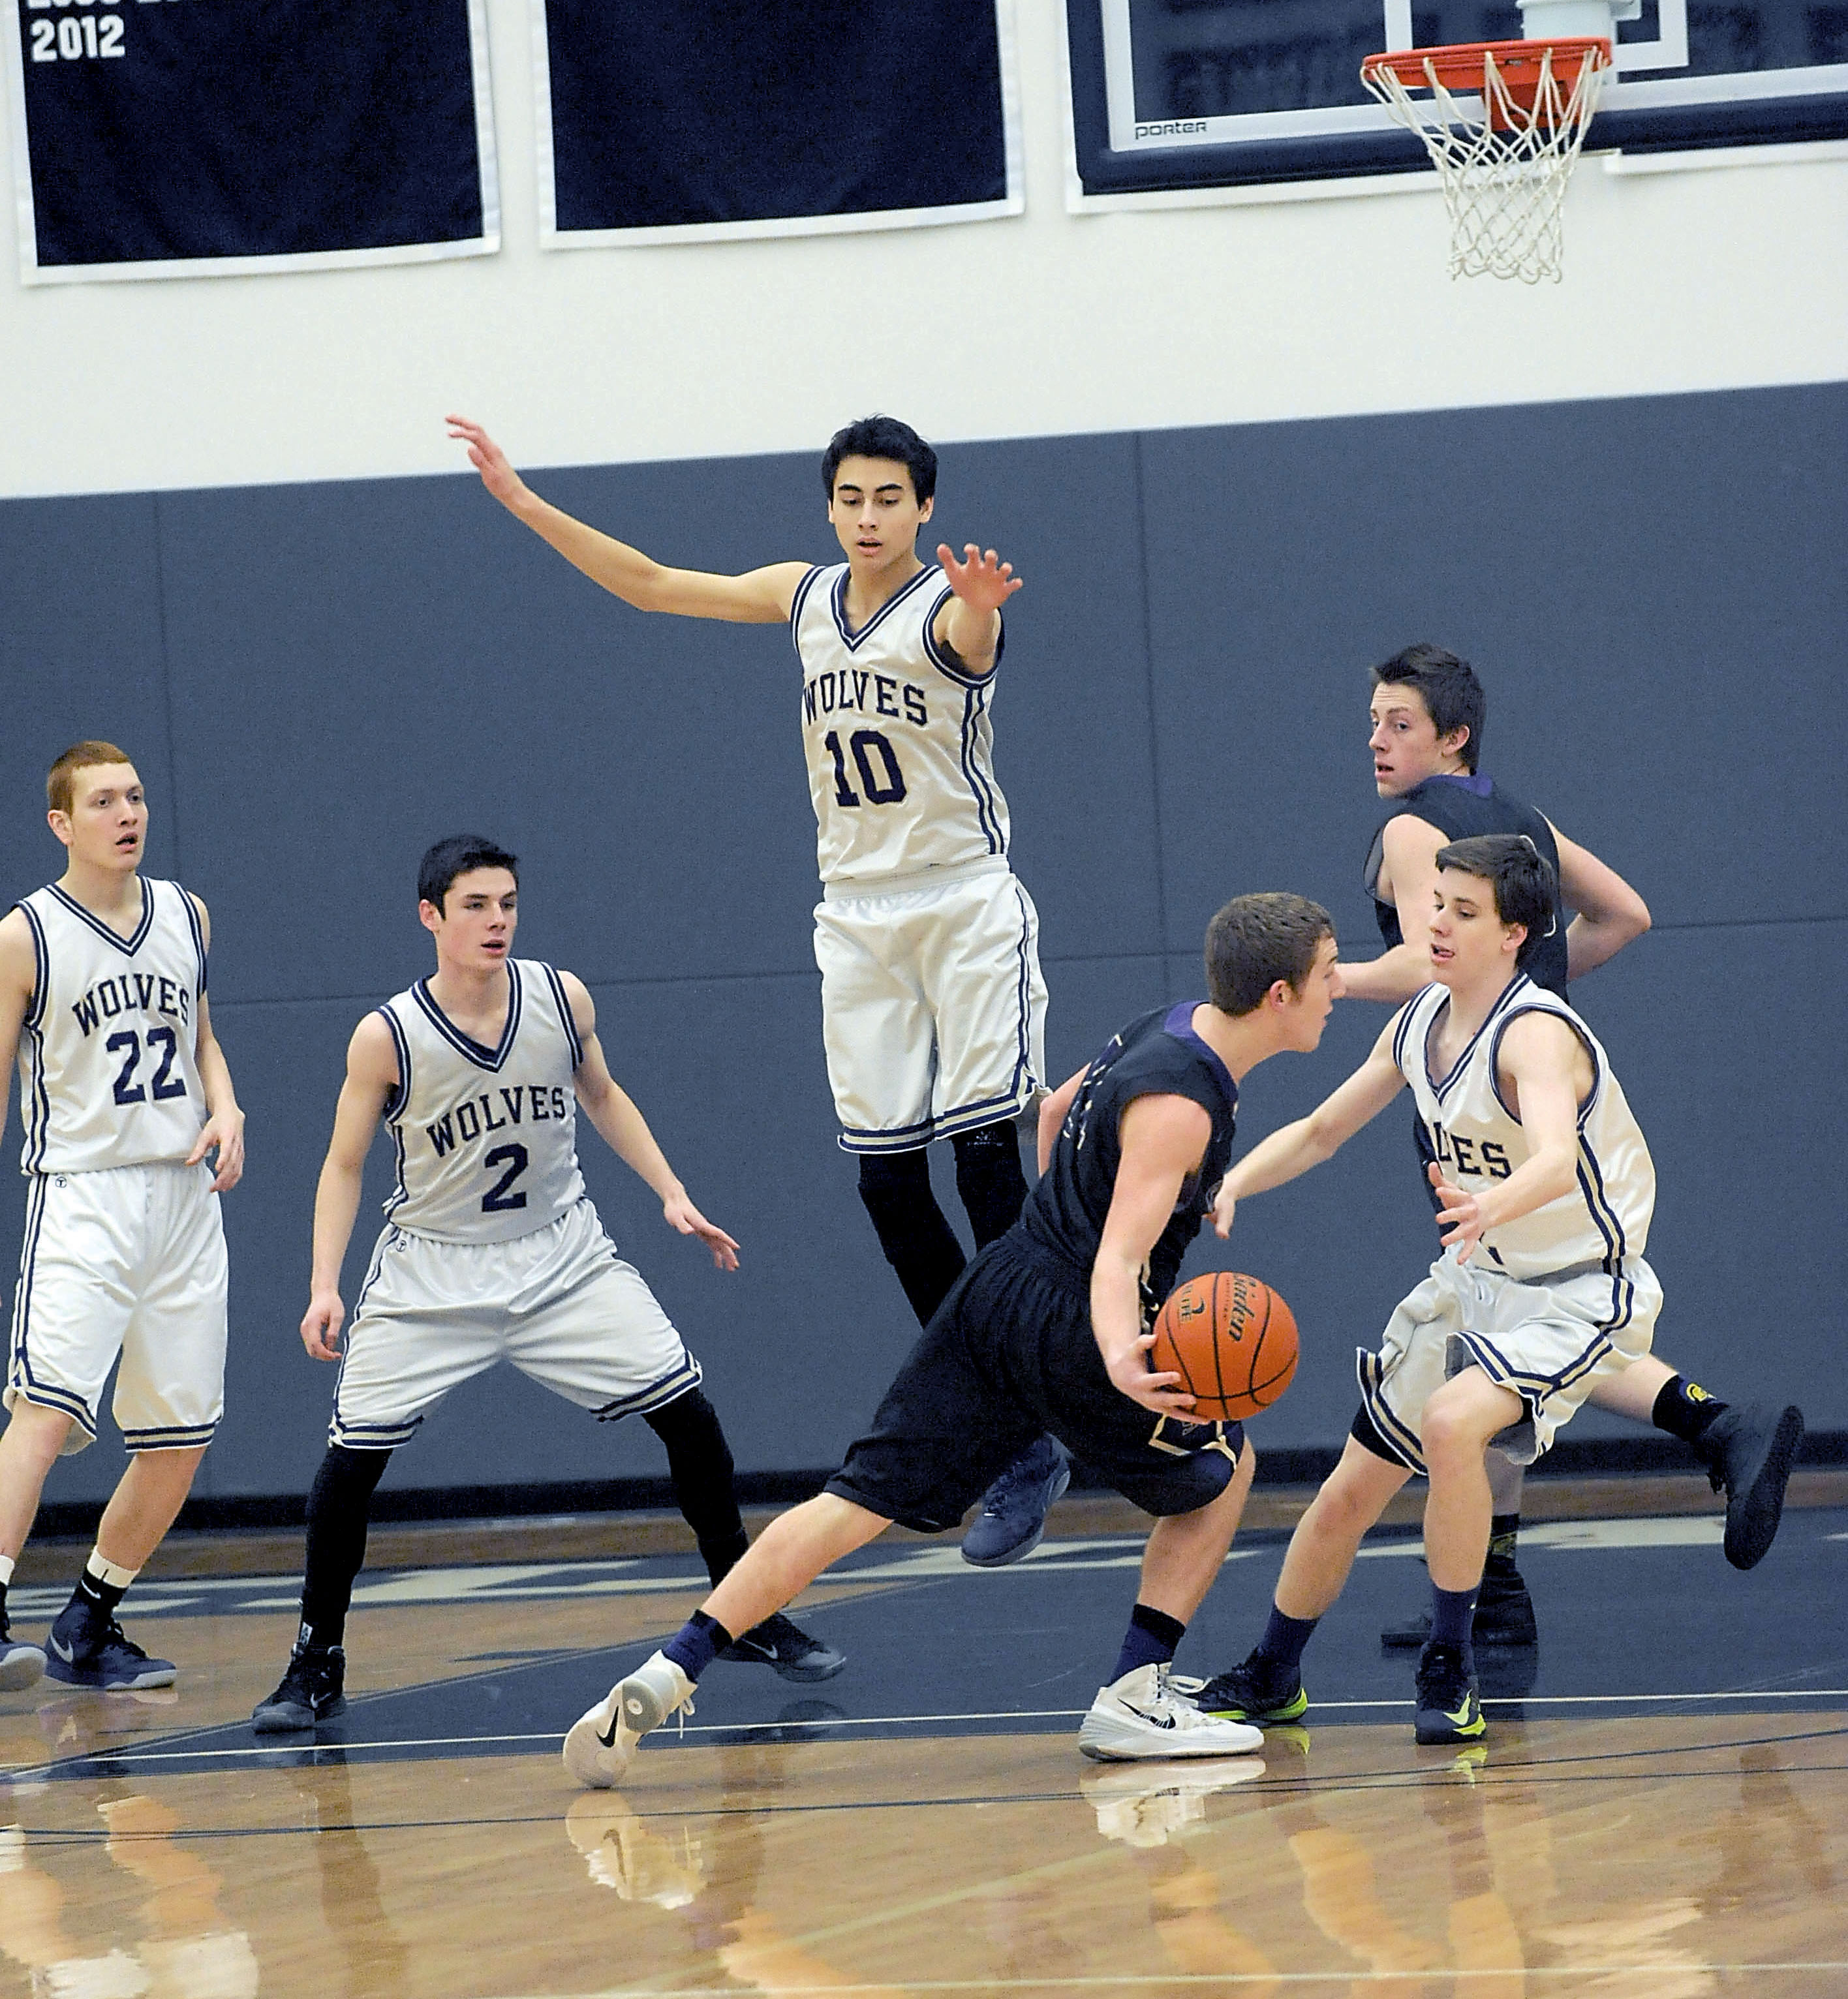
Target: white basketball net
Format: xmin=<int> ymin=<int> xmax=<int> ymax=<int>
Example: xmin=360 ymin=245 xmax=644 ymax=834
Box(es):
xmin=1362 ymin=44 xmax=1612 ymax=284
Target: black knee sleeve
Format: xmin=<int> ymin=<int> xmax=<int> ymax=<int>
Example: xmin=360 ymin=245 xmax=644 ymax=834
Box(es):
xmin=857 ymin=1148 xmax=966 ymax=1327
xmin=950 ymin=1120 xmax=1028 ymax=1248
xmin=299 ymin=1444 xmax=391 ymax=1649
xmin=645 ymin=1388 xmax=750 ymax=1585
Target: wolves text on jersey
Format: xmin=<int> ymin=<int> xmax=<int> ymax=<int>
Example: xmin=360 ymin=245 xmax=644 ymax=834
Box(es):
xmin=69 ymin=971 xmax=192 ymax=1037
xmin=424 ymin=1086 xmax=569 ymax=1160
xmin=801 ymin=667 xmax=929 ymax=729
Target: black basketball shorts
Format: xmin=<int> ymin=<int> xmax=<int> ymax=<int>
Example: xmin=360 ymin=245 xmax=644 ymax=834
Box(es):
xmin=824 ymin=1238 xmax=1243 ymax=1533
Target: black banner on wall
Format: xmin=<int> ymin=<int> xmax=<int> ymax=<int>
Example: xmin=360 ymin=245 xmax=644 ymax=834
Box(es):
xmin=6 ymin=0 xmax=499 ymax=283
xmin=536 ymin=0 xmax=1021 ymax=245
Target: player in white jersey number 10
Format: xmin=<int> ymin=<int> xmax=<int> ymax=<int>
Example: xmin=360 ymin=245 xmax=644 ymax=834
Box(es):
xmin=449 ymin=413 xmax=1065 ymax=1570
xmin=251 ymin=836 xmax=840 ymax=1732
xmin=0 ymin=742 xmax=245 ymax=1694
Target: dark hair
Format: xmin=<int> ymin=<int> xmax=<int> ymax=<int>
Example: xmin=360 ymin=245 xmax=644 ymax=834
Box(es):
xmin=820 ymin=416 xmax=937 ymax=506
xmin=1436 ymin=834 xmax=1558 ymax=966
xmin=418 ymin=834 xmax=519 ymax=913
xmin=1370 ymin=644 xmax=1485 ymax=772
xmin=1205 ymin=893 xmax=1335 ymax=1016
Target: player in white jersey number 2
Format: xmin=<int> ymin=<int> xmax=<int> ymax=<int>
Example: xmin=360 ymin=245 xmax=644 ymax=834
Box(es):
xmin=1192 ymin=836 xmax=1666 ymax=1748
xmin=0 ymin=742 xmax=246 ymax=1694
xmin=251 ymin=837 xmax=840 ymax=1730
xmin=450 ymin=414 xmax=1064 ymax=1568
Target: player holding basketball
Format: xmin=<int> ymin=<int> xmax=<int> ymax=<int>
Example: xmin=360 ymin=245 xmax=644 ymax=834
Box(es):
xmin=1346 ymin=645 xmax=1801 ymax=1647
xmin=1197 ymin=836 xmax=1667 ymax=1744
xmin=448 ymin=414 xmax=1064 ymax=1568
xmin=0 ymin=742 xmax=244 ymax=1694
xmin=249 ymin=836 xmax=839 ymax=1730
xmin=562 ymin=893 xmax=1341 ymax=1787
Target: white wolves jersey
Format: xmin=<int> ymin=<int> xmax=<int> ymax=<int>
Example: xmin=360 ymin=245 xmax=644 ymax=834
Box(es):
xmin=14 ymin=879 xmax=208 ymax=1175
xmin=378 ymin=960 xmax=587 ymax=1244
xmin=1393 ymin=974 xmax=1656 ymax=1283
xmin=792 ymin=561 xmax=1013 ymax=885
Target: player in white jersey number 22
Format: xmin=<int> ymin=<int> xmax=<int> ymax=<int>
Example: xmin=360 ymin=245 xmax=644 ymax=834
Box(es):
xmin=0 ymin=742 xmax=246 ymax=1694
xmin=449 ymin=414 xmax=1062 ymax=1568
xmin=251 ymin=836 xmax=840 ymax=1732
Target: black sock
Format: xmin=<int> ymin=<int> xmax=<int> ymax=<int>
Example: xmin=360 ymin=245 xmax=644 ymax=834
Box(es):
xmin=1254 ymin=1605 xmax=1318 ymax=1677
xmin=645 ymin=1389 xmax=750 ymax=1585
xmin=664 ymin=1608 xmax=733 ymax=1682
xmin=298 ymin=1445 xmax=392 ymax=1651
xmin=1111 ymin=1602 xmax=1186 ymax=1683
xmin=1486 ymin=1514 xmax=1521 ymax=1568
xmin=949 ymin=1121 xmax=1029 ymax=1249
xmin=69 ymin=1549 xmax=134 ymax=1623
xmin=857 ymin=1150 xmax=967 ymax=1327
xmin=1652 ymin=1375 xmax=1729 ymax=1448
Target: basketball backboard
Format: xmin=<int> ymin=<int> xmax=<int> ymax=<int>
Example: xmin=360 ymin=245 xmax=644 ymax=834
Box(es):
xmin=1067 ymin=0 xmax=1848 ymax=196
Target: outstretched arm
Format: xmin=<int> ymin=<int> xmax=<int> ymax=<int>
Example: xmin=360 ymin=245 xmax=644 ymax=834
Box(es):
xmin=183 ymin=897 xmax=245 ymax=1193
xmin=448 ymin=416 xmax=808 ymax=626
xmin=1549 ymin=824 xmax=1650 ymax=979
xmin=1210 ymin=1020 xmax=1408 ymax=1236
xmin=1092 ymin=1092 xmax=1215 ymax=1416
xmin=931 ymin=543 xmax=1022 ymax=677
xmin=561 ymin=973 xmax=739 ymax=1270
xmin=302 ymin=1013 xmax=397 ymax=1362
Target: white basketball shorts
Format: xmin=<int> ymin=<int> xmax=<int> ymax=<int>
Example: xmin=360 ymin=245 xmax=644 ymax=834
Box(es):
xmin=330 ymin=1197 xmax=701 ymax=1448
xmin=1357 ymin=1248 xmax=1659 ymax=1472
xmin=7 ymin=1161 xmax=228 ymax=1456
xmin=813 ymin=859 xmax=1049 ymax=1153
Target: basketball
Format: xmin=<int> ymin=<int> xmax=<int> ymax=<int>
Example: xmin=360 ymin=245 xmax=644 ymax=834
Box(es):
xmin=1149 ymin=1272 xmax=1297 ymax=1422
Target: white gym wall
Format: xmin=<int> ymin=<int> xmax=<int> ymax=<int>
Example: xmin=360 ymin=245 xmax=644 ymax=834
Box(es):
xmin=1 ymin=0 xmax=1843 ymax=500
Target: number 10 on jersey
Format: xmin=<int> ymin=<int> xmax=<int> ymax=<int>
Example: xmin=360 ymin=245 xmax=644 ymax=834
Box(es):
xmin=823 ymin=729 xmax=907 ymax=808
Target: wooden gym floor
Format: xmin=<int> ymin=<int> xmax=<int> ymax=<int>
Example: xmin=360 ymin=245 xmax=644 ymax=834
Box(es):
xmin=2 ymin=1471 xmax=1843 ymax=1996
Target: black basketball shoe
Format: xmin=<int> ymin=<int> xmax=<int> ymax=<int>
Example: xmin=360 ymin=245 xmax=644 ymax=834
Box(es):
xmin=1702 ymin=1403 xmax=1804 ymax=1570
xmin=1413 ymin=1641 xmax=1485 ymax=1746
xmin=1185 ymin=1651 xmax=1308 ymax=1726
xmin=44 ymin=1603 xmax=175 ymax=1690
xmin=719 ymin=1613 xmax=845 ymax=1683
xmin=252 ymin=1644 xmax=348 ymax=1732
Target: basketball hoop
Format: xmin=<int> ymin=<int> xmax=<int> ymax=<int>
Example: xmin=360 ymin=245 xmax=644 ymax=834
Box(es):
xmin=1361 ymin=38 xmax=1613 ymax=283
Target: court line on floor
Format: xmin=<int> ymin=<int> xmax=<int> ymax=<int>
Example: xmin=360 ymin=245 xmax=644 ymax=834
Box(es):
xmin=491 ymin=1973 xmax=1848 ymax=1995
xmin=18 ymin=1694 xmax=1847 ymax=1772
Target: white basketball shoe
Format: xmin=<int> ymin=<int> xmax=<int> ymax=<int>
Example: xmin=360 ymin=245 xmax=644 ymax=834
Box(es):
xmin=1077 ymin=1662 xmax=1265 ymax=1762
xmin=563 ymin=1651 xmax=695 ymax=1790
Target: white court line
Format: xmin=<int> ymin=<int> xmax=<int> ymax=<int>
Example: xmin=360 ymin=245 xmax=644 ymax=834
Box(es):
xmin=491 ymin=1972 xmax=1848 ymax=1995
xmin=501 ymin=1972 xmax=1848 ymax=1994
xmin=20 ymin=1689 xmax=1845 ymax=1768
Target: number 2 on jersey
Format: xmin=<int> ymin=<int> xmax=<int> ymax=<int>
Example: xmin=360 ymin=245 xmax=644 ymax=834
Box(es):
xmin=482 ymin=1142 xmax=529 ymax=1213
xmin=823 ymin=729 xmax=907 ymax=807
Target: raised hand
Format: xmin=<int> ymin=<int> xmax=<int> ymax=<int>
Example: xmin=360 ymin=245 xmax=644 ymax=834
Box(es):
xmin=663 ymin=1191 xmax=741 ymax=1272
xmin=937 ymin=542 xmax=1023 ymax=617
xmin=446 ymin=414 xmax=530 ymax=510
xmin=1428 ymin=1160 xmax=1486 ymax=1262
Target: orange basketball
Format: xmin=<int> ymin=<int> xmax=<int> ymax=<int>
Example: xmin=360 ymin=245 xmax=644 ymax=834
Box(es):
xmin=1149 ymin=1272 xmax=1297 ymax=1422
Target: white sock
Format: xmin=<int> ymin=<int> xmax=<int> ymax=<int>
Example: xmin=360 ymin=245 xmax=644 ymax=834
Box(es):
xmin=0 ymin=1553 xmax=14 ymax=1589
xmin=85 ymin=1549 xmax=140 ymax=1592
